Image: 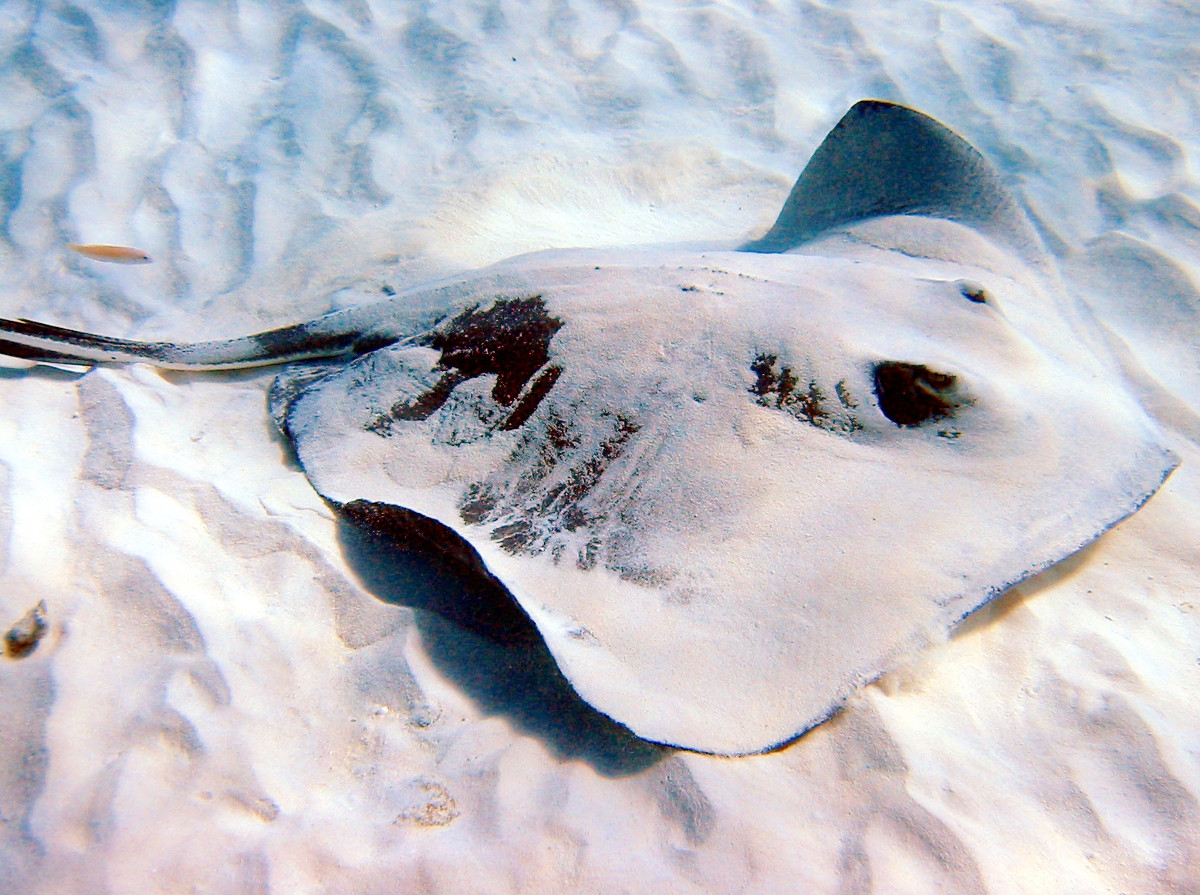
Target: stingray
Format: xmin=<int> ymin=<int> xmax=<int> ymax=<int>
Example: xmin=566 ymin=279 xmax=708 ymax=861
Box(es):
xmin=0 ymin=101 xmax=1176 ymax=755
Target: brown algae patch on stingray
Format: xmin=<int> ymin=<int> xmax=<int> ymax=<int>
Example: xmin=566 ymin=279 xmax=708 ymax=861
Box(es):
xmin=4 ymin=600 xmax=48 ymax=659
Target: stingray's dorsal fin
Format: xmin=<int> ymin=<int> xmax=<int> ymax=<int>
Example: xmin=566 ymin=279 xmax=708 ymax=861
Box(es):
xmin=742 ymin=100 xmax=1044 ymax=261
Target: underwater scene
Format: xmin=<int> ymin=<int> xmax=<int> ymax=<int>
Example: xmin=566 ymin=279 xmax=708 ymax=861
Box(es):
xmin=1 ymin=1 xmax=1198 ymax=891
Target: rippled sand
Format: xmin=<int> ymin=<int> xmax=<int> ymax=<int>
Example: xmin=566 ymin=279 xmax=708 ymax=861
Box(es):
xmin=1 ymin=2 xmax=1198 ymax=892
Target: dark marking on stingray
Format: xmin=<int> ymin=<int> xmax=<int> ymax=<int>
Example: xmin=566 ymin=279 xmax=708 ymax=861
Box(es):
xmin=370 ymin=296 xmax=563 ymax=433
xmin=458 ymin=408 xmax=580 ymax=526
xmin=378 ymin=370 xmax=468 ymax=428
xmin=5 ymin=600 xmax=47 ymax=659
xmin=752 ymin=354 xmax=820 ymax=419
xmin=577 ymin=538 xmax=601 ymax=571
xmin=456 ymin=410 xmax=641 ymax=561
xmin=459 ymin=486 xmax=499 ymax=526
xmin=542 ymin=413 xmax=640 ymax=524
xmin=787 ymin=379 xmax=827 ymax=425
xmin=749 ymin=353 xmax=780 ymax=402
xmin=492 ymin=519 xmax=536 ymax=553
xmin=0 ymin=320 xmax=174 ymax=360
xmin=544 ymin=413 xmax=579 ymax=453
xmin=351 ymin=332 xmax=401 ymax=355
xmin=751 ymin=354 xmax=862 ymax=433
xmin=874 ymin=361 xmax=964 ymax=427
xmin=500 ymin=364 xmax=562 ymax=431
xmin=836 ymin=379 xmax=858 ymax=409
xmin=0 ymin=338 xmax=92 ymax=365
xmin=776 ymin=365 xmax=799 ymax=408
xmin=254 ymin=323 xmax=362 ymax=359
xmin=432 ymin=296 xmax=562 ymax=404
xmin=616 ymin=564 xmax=676 ymax=587
xmin=498 ymin=413 xmax=640 ymax=555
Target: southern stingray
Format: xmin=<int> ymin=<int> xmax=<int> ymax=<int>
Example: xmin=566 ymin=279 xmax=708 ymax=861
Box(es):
xmin=0 ymin=101 xmax=1176 ymax=755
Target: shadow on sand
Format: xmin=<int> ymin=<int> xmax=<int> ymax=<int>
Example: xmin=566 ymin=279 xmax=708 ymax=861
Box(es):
xmin=335 ymin=499 xmax=668 ymax=778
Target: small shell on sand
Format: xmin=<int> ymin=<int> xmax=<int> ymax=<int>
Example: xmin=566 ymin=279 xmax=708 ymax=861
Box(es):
xmin=67 ymin=244 xmax=153 ymax=264
xmin=4 ymin=600 xmax=47 ymax=659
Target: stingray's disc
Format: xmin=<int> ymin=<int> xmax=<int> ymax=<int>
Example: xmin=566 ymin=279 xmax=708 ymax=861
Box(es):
xmin=286 ymin=243 xmax=1174 ymax=754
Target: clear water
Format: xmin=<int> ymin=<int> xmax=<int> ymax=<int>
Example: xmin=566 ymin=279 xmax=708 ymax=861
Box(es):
xmin=1 ymin=2 xmax=1198 ymax=891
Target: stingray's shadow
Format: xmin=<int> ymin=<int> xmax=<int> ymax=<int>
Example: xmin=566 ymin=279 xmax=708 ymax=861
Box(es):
xmin=335 ymin=500 xmax=668 ymax=777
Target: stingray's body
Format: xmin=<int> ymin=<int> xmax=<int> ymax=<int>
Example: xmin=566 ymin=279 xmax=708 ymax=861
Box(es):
xmin=0 ymin=102 xmax=1176 ymax=754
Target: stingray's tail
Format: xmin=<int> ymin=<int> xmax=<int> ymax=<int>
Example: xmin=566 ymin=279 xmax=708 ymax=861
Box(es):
xmin=0 ymin=314 xmax=389 ymax=371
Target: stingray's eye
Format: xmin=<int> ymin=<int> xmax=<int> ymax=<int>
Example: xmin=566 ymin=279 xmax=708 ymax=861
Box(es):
xmin=957 ymin=280 xmax=990 ymax=304
xmin=873 ymin=361 xmax=963 ymax=427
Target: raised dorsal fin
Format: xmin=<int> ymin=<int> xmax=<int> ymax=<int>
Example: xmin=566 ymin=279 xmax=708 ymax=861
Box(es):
xmin=742 ymin=100 xmax=1043 ymax=260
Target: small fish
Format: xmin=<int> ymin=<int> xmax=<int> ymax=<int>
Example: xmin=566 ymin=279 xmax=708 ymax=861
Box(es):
xmin=67 ymin=244 xmax=153 ymax=264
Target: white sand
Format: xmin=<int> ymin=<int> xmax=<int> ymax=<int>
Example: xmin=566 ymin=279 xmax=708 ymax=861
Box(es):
xmin=1 ymin=1 xmax=1198 ymax=891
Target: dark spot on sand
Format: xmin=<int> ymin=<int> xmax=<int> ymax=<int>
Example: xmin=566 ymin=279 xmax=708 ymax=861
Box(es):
xmin=958 ymin=280 xmax=990 ymax=304
xmin=5 ymin=600 xmax=47 ymax=659
xmin=395 ymin=780 xmax=459 ymax=827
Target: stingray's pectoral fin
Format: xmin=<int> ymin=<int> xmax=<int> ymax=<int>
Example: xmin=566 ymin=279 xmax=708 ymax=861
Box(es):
xmin=0 ymin=316 xmax=387 ymax=371
xmin=268 ymin=359 xmax=351 ymax=437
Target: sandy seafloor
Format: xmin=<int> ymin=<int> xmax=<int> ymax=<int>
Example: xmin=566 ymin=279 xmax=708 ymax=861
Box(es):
xmin=1 ymin=0 xmax=1199 ymax=892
